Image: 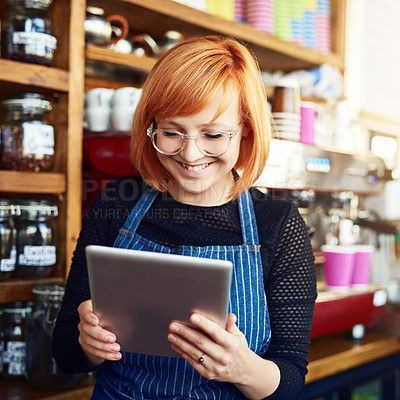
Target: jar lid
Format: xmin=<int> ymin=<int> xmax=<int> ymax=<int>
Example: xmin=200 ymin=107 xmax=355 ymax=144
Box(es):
xmin=0 ymin=200 xmax=13 ymax=217
xmin=1 ymin=301 xmax=33 ymax=314
xmin=17 ymin=199 xmax=58 ymax=218
xmin=2 ymin=93 xmax=52 ymax=113
xmin=0 ymin=200 xmax=22 ymax=217
xmin=86 ymin=6 xmax=104 ymax=16
xmin=6 ymin=0 xmax=53 ymax=10
xmin=32 ymin=281 xmax=65 ymax=296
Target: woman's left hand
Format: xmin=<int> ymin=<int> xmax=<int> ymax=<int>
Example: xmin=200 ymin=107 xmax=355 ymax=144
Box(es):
xmin=167 ymin=312 xmax=253 ymax=383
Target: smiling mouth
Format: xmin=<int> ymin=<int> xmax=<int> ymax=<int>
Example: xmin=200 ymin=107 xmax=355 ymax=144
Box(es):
xmin=180 ymin=162 xmax=210 ymax=172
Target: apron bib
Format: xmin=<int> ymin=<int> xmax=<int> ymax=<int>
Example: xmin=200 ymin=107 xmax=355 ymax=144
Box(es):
xmin=93 ymin=189 xmax=271 ymax=400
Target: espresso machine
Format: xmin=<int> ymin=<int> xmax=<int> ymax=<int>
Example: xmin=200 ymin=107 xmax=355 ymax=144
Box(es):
xmin=255 ymin=139 xmax=397 ymax=338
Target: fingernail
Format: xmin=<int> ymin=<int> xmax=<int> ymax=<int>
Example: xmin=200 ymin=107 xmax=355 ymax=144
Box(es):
xmin=110 ymin=344 xmax=119 ymax=352
xmin=113 ymin=353 xmax=121 ymax=360
xmin=89 ymin=317 xmax=96 ymax=325
xmin=191 ymin=315 xmax=200 ymax=323
xmin=170 ymin=324 xmax=179 ymax=332
xmin=168 ymin=334 xmax=176 ymax=343
xmin=105 ymin=335 xmax=114 ymax=343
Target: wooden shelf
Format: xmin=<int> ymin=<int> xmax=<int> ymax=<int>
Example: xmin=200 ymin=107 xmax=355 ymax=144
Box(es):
xmin=86 ymin=45 xmax=157 ymax=73
xmin=359 ymin=109 xmax=400 ymax=137
xmin=0 ymin=277 xmax=64 ymax=305
xmin=89 ymin=0 xmax=345 ymax=73
xmin=306 ymin=331 xmax=400 ymax=383
xmin=0 ymin=59 xmax=69 ymax=92
xmin=0 ymin=171 xmax=66 ymax=194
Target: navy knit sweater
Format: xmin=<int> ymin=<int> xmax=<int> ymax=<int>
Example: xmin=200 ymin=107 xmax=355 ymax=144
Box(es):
xmin=53 ymin=175 xmax=316 ymax=399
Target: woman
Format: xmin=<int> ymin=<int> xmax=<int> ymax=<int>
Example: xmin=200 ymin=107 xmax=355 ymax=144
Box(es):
xmin=53 ymin=36 xmax=316 ymax=399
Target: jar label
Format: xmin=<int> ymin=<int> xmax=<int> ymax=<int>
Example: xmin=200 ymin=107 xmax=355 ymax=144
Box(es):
xmin=18 ymin=245 xmax=56 ymax=266
xmin=3 ymin=341 xmax=26 ymax=376
xmin=22 ymin=123 xmax=55 ymax=156
xmin=12 ymin=32 xmax=57 ymax=50
xmin=0 ymin=249 xmax=16 ymax=272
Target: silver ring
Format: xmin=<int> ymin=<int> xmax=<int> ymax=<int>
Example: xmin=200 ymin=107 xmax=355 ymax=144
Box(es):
xmin=199 ymin=354 xmax=205 ymax=363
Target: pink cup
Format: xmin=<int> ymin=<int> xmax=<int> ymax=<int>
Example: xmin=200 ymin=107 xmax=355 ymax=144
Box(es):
xmin=351 ymin=245 xmax=374 ymax=289
xmin=300 ymin=102 xmax=316 ymax=145
xmin=321 ymin=245 xmax=356 ymax=291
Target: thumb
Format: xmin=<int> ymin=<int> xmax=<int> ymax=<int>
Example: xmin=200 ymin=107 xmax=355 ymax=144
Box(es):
xmin=226 ymin=313 xmax=239 ymax=333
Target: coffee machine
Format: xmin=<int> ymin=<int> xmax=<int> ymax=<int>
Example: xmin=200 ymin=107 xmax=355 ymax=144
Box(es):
xmin=255 ymin=139 xmax=397 ymax=338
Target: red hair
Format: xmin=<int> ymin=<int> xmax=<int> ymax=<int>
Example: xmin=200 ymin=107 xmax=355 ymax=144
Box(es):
xmin=131 ymin=35 xmax=270 ymax=200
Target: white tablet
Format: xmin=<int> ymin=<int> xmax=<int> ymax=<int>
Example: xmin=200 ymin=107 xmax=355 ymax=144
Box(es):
xmin=85 ymin=245 xmax=233 ymax=357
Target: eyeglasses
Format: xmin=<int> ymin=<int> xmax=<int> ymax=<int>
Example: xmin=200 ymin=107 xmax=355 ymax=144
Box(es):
xmin=146 ymin=122 xmax=240 ymax=157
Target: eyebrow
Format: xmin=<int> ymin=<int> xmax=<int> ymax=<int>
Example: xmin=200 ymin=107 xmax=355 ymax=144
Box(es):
xmin=160 ymin=121 xmax=230 ymax=130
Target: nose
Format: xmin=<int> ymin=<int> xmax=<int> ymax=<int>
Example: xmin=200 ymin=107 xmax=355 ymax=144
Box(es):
xmin=179 ymin=136 xmax=204 ymax=162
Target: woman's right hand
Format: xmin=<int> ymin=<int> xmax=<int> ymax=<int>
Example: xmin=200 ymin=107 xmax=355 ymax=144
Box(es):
xmin=77 ymin=299 xmax=122 ymax=365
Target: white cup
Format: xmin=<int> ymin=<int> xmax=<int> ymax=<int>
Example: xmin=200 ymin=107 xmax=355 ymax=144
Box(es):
xmin=112 ymin=87 xmax=141 ymax=108
xmin=111 ymin=106 xmax=135 ymax=132
xmin=86 ymin=106 xmax=112 ymax=132
xmin=86 ymin=88 xmax=115 ymax=108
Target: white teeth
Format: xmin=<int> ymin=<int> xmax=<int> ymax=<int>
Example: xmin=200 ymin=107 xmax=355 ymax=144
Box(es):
xmin=182 ymin=163 xmax=208 ymax=171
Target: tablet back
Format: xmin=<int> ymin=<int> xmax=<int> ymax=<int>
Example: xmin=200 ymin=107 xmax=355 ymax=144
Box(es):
xmin=85 ymin=245 xmax=233 ymax=357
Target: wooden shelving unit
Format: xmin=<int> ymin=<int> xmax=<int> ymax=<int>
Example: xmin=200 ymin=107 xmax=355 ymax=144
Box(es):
xmin=0 ymin=0 xmax=347 ymax=397
xmin=0 ymin=59 xmax=70 ymax=92
xmin=0 ymin=171 xmax=66 ymax=194
xmin=0 ymin=0 xmax=85 ymax=306
xmin=0 ymin=277 xmax=64 ymax=305
xmin=88 ymin=0 xmax=345 ymax=73
xmin=86 ymin=45 xmax=157 ymax=72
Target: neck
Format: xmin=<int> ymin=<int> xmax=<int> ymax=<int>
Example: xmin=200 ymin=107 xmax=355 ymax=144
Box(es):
xmin=166 ymin=177 xmax=234 ymax=207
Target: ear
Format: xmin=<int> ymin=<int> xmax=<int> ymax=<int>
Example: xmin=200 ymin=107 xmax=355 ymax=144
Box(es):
xmin=241 ymin=124 xmax=251 ymax=139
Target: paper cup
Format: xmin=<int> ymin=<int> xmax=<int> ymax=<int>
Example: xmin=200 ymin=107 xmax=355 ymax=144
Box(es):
xmin=300 ymin=102 xmax=316 ymax=145
xmin=321 ymin=245 xmax=356 ymax=291
xmin=351 ymin=245 xmax=374 ymax=289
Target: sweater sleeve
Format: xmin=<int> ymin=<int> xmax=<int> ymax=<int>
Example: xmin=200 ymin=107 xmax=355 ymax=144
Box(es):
xmin=262 ymin=205 xmax=317 ymax=399
xmin=52 ymin=176 xmax=141 ymax=373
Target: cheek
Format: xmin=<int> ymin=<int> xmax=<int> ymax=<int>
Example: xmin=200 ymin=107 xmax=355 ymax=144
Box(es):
xmin=157 ymin=153 xmax=168 ymax=168
xmin=228 ymin=138 xmax=242 ymax=162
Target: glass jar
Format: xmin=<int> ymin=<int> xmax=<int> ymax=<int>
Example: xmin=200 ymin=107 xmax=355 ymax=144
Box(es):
xmin=14 ymin=199 xmax=58 ymax=279
xmin=0 ymin=200 xmax=18 ymax=281
xmin=1 ymin=93 xmax=54 ymax=172
xmin=0 ymin=302 xmax=32 ymax=379
xmin=4 ymin=0 xmax=57 ymax=66
xmin=26 ymin=282 xmax=83 ymax=389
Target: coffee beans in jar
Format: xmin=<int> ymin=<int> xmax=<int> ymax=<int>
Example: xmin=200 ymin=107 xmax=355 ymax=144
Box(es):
xmin=4 ymin=0 xmax=57 ymax=66
xmin=13 ymin=199 xmax=58 ymax=279
xmin=0 ymin=200 xmax=19 ymax=281
xmin=1 ymin=93 xmax=54 ymax=172
xmin=0 ymin=301 xmax=32 ymax=379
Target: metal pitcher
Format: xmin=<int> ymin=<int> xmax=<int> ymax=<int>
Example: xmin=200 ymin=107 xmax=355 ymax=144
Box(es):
xmin=84 ymin=6 xmax=129 ymax=46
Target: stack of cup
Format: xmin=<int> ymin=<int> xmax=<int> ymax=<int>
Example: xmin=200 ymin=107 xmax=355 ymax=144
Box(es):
xmin=316 ymin=0 xmax=331 ymax=53
xmin=303 ymin=0 xmax=317 ymax=49
xmin=290 ymin=0 xmax=305 ymax=46
xmin=234 ymin=0 xmax=245 ymax=22
xmin=85 ymin=88 xmax=115 ymax=132
xmin=111 ymin=87 xmax=142 ymax=132
xmin=274 ymin=0 xmax=292 ymax=41
xmin=205 ymin=0 xmax=235 ymax=21
xmin=271 ymin=78 xmax=301 ymax=141
xmin=321 ymin=245 xmax=374 ymax=291
xmin=299 ymin=101 xmax=316 ymax=145
xmin=245 ymin=0 xmax=273 ymax=34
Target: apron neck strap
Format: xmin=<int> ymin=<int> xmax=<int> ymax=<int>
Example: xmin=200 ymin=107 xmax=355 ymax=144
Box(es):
xmin=238 ymin=190 xmax=260 ymax=246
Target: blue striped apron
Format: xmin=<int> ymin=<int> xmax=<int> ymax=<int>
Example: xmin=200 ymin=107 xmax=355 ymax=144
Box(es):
xmin=92 ymin=189 xmax=271 ymax=400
